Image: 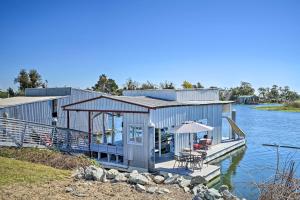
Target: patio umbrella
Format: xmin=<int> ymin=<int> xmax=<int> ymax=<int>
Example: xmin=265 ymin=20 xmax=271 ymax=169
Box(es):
xmin=170 ymin=121 xmax=214 ymax=156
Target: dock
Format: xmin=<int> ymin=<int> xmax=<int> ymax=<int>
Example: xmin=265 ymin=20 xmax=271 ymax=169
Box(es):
xmin=155 ymin=139 xmax=246 ymax=182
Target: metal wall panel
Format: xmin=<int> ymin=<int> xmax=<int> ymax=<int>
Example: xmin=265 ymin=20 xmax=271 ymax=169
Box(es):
xmin=150 ymin=104 xmax=223 ymax=144
xmin=122 ymin=113 xmax=150 ymax=169
xmin=64 ymin=97 xmax=149 ymax=113
xmin=176 ymin=90 xmax=219 ymax=101
xmin=123 ymin=90 xmax=177 ymax=101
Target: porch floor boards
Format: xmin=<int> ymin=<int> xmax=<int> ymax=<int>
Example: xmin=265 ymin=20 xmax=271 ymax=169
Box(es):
xmin=155 ymin=139 xmax=246 ymax=181
xmin=155 ymin=160 xmax=220 ymax=180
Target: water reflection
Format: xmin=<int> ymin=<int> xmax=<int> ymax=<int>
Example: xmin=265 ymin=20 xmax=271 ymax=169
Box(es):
xmin=211 ymin=146 xmax=246 ymax=190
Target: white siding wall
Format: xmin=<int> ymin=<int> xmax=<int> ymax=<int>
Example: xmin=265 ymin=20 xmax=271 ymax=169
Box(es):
xmin=123 ymin=113 xmax=150 ymax=169
xmin=123 ymin=89 xmax=219 ymax=102
xmin=57 ymin=89 xmax=103 ymax=132
xmin=150 ymin=104 xmax=223 ymax=144
xmin=123 ymin=90 xmax=177 ymax=100
xmin=176 ymin=90 xmax=219 ymax=101
xmin=0 ymin=100 xmax=53 ymax=125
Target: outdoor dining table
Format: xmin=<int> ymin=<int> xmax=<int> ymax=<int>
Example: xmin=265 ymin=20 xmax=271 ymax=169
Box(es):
xmin=180 ymin=151 xmax=204 ymax=170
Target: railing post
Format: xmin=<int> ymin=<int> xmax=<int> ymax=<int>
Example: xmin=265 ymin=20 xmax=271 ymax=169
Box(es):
xmin=20 ymin=124 xmax=26 ymax=147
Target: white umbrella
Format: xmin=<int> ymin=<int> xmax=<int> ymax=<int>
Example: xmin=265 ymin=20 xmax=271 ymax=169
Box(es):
xmin=170 ymin=121 xmax=214 ymax=156
xmin=171 ymin=121 xmax=214 ymax=134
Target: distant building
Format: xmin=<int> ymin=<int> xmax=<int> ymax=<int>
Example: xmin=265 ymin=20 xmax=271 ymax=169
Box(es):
xmin=0 ymin=87 xmax=103 ymax=131
xmin=237 ymin=95 xmax=259 ymax=104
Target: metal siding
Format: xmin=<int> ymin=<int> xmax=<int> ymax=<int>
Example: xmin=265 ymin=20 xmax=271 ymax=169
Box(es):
xmin=123 ymin=113 xmax=150 ymax=169
xmin=65 ymin=97 xmax=149 ymax=113
xmin=176 ymin=90 xmax=219 ymax=101
xmin=150 ymin=104 xmax=223 ymax=144
xmin=0 ymin=100 xmax=53 ymax=125
xmin=123 ymin=90 xmax=177 ymax=101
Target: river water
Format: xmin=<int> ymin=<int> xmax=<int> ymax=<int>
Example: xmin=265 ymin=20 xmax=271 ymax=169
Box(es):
xmin=215 ymin=104 xmax=300 ymax=200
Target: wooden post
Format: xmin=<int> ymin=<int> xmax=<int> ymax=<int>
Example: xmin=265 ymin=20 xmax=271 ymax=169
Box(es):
xmin=158 ymin=129 xmax=162 ymax=157
xmin=88 ymin=111 xmax=92 ymax=157
xmin=231 ymin=110 xmax=236 ymax=140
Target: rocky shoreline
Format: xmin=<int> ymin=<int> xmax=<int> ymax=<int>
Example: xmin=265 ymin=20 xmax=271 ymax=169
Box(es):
xmin=71 ymin=165 xmax=245 ymax=200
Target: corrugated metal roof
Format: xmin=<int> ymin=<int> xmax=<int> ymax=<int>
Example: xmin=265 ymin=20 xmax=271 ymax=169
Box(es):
xmin=63 ymin=95 xmax=233 ymax=110
xmin=0 ymin=96 xmax=64 ymax=108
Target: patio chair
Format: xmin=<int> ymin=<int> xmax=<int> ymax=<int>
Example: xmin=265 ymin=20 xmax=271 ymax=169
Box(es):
xmin=193 ymin=155 xmax=203 ymax=170
xmin=173 ymin=155 xmax=186 ymax=169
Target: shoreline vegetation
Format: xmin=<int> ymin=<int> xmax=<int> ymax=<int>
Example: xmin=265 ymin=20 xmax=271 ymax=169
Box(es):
xmin=255 ymin=101 xmax=300 ymax=112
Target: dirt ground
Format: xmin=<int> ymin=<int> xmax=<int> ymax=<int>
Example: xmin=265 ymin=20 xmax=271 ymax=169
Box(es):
xmin=0 ymin=178 xmax=192 ymax=200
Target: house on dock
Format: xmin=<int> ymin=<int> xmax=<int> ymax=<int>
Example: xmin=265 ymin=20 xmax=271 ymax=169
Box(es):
xmin=237 ymin=95 xmax=259 ymax=104
xmin=61 ymin=89 xmax=246 ymax=178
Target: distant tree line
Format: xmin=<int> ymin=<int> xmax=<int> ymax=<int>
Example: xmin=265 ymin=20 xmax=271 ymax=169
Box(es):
xmin=220 ymin=82 xmax=299 ymax=103
xmin=2 ymin=70 xmax=299 ymax=103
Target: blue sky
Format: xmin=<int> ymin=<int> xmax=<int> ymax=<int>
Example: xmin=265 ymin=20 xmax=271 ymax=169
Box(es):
xmin=0 ymin=0 xmax=299 ymax=92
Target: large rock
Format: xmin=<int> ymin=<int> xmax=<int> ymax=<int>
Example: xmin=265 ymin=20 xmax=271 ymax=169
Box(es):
xmin=205 ymin=188 xmax=222 ymax=200
xmin=193 ymin=194 xmax=204 ymax=200
xmin=153 ymin=175 xmax=165 ymax=184
xmin=219 ymin=185 xmax=229 ymax=193
xmin=221 ymin=189 xmax=239 ymax=200
xmin=147 ymin=186 xmax=158 ymax=194
xmin=128 ymin=172 xmax=150 ymax=185
xmin=192 ymin=184 xmax=208 ymax=195
xmin=83 ymin=165 xmax=106 ymax=181
xmin=72 ymin=167 xmax=85 ymax=180
xmin=178 ymin=177 xmax=191 ymax=188
xmin=191 ymin=176 xmax=208 ymax=186
xmin=136 ymin=184 xmax=146 ymax=192
xmin=164 ymin=174 xmax=179 ymax=184
xmin=157 ymin=188 xmax=171 ymax=194
xmin=107 ymin=169 xmax=120 ymax=179
xmin=114 ymin=173 xmax=128 ymax=182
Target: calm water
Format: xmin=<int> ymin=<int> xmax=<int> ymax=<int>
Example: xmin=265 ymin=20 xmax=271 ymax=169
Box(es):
xmin=215 ymin=105 xmax=300 ymax=200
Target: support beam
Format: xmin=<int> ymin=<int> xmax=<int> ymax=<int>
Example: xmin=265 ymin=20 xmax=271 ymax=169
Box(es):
xmin=112 ymin=115 xmax=115 ymax=145
xmin=231 ymin=110 xmax=236 ymax=140
xmin=102 ymin=113 xmax=107 ymax=144
xmin=88 ymin=111 xmax=92 ymax=157
xmin=158 ymin=129 xmax=162 ymax=157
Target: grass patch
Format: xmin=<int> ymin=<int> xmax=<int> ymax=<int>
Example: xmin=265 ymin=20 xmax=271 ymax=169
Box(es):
xmin=255 ymin=105 xmax=300 ymax=112
xmin=0 ymin=147 xmax=95 ymax=170
xmin=0 ymin=156 xmax=70 ymax=186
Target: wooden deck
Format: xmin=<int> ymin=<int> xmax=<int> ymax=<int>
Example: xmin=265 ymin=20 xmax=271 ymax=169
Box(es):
xmin=155 ymin=139 xmax=246 ymax=182
xmin=205 ymin=139 xmax=246 ymax=163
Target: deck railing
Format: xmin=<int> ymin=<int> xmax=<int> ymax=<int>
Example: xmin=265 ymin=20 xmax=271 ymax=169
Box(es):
xmin=0 ymin=117 xmax=123 ymax=155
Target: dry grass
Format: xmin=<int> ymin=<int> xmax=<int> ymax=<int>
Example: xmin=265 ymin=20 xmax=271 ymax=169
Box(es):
xmin=0 ymin=156 xmax=70 ymax=187
xmin=258 ymin=158 xmax=300 ymax=199
xmin=0 ymin=147 xmax=94 ymax=170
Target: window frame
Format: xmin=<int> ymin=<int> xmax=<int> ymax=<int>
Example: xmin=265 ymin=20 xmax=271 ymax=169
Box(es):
xmin=127 ymin=124 xmax=144 ymax=145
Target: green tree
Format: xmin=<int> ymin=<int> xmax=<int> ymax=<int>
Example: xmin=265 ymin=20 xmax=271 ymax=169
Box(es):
xmin=193 ymin=82 xmax=204 ymax=89
xmin=92 ymin=74 xmax=119 ymax=94
xmin=14 ymin=69 xmax=29 ymax=92
xmin=229 ymin=81 xmax=255 ymax=101
xmin=160 ymin=81 xmax=175 ymax=89
xmin=182 ymin=80 xmax=193 ymax=89
xmin=7 ymin=87 xmax=15 ymax=97
xmin=258 ymin=87 xmax=267 ymax=101
xmin=124 ymin=78 xmax=139 ymax=90
xmin=140 ymin=81 xmax=157 ymax=89
xmin=28 ymin=69 xmax=43 ymax=88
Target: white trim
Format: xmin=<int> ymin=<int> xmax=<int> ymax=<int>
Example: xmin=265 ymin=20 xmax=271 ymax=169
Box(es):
xmin=127 ymin=124 xmax=144 ymax=146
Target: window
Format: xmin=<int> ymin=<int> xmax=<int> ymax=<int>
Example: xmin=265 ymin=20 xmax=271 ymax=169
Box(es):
xmin=128 ymin=125 xmax=143 ymax=145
